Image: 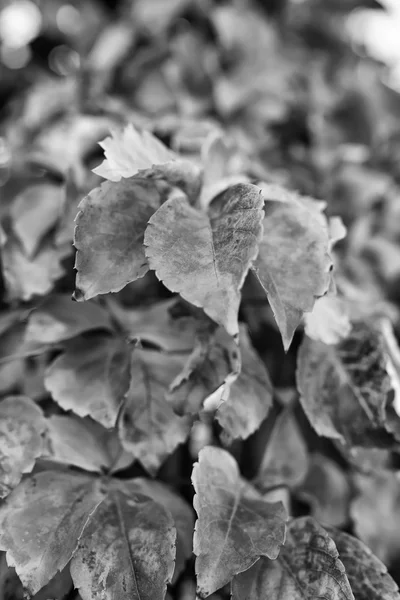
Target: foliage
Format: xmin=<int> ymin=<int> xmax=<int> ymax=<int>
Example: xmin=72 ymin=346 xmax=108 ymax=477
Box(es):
xmin=1 ymin=0 xmax=400 ymax=599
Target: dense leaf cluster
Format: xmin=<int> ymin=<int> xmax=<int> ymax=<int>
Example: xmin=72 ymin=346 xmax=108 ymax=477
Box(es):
xmin=1 ymin=0 xmax=400 ymax=599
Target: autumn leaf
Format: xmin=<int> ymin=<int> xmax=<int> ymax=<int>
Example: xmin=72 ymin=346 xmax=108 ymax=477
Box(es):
xmin=326 ymin=527 xmax=400 ymax=600
xmin=74 ymin=178 xmax=162 ymax=301
xmin=120 ymin=348 xmax=191 ymax=474
xmin=231 ymin=517 xmax=353 ymax=600
xmin=145 ymin=183 xmax=264 ymax=338
xmin=70 ymin=480 xmax=176 ymax=600
xmin=192 ymin=446 xmax=287 ymax=597
xmin=253 ymin=185 xmax=333 ymax=350
xmin=25 ymin=294 xmax=113 ymax=346
xmin=297 ymin=321 xmax=400 ymax=447
xmin=45 ymin=333 xmax=131 ymax=428
xmin=0 ymin=396 xmax=47 ymax=499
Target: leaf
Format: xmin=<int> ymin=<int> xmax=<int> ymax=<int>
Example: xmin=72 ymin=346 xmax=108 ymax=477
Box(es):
xmin=74 ymin=178 xmax=162 ymax=301
xmin=45 ymin=333 xmax=131 ymax=428
xmin=0 ymin=472 xmax=180 ymax=600
xmin=106 ymin=297 xmax=197 ymax=352
xmin=25 ymin=294 xmax=113 ymax=346
xmin=169 ymin=325 xmax=240 ymax=415
xmin=304 ymin=295 xmax=352 ymax=345
xmin=0 ymin=226 xmax=66 ymax=302
xmin=92 ymin=124 xmax=177 ymax=182
xmin=254 ymin=409 xmax=309 ymax=491
xmin=120 ymin=348 xmax=191 ymax=474
xmin=199 ymin=133 xmax=247 ymax=211
xmin=0 ymin=555 xmax=73 ymax=600
xmin=326 ymin=527 xmax=400 ymax=600
xmin=70 ymin=480 xmax=176 ymax=600
xmin=124 ymin=478 xmax=194 ymax=582
xmin=145 ymin=183 xmax=264 ymax=338
xmin=231 ymin=517 xmax=354 ymax=600
xmin=10 ymin=184 xmax=65 ymax=259
xmin=216 ymin=326 xmax=273 ymax=442
xmin=0 ymin=396 xmax=47 ymax=499
xmin=45 ymin=415 xmax=133 ymax=474
xmin=351 ymin=470 xmax=400 ymax=565
xmin=0 ymin=471 xmax=105 ymax=594
xmin=192 ymin=446 xmax=287 ymax=597
xmin=297 ymin=454 xmax=351 ymax=527
xmin=253 ymin=187 xmax=333 ymax=349
xmin=296 ymin=321 xmax=399 ymax=447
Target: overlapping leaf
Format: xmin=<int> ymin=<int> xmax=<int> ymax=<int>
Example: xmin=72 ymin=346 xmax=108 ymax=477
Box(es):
xmin=231 ymin=517 xmax=353 ymax=600
xmin=192 ymin=446 xmax=287 ymax=597
xmin=70 ymin=481 xmax=175 ymax=600
xmin=297 ymin=320 xmax=400 ymax=447
xmin=326 ymin=527 xmax=400 ymax=600
xmin=44 ymin=415 xmax=133 ymax=474
xmin=216 ymin=326 xmax=273 ymax=441
xmin=74 ymin=178 xmax=162 ymax=301
xmin=145 ymin=183 xmax=264 ymax=338
xmin=253 ymin=185 xmax=333 ymax=349
xmin=0 ymin=471 xmax=104 ymax=593
xmin=0 ymin=470 xmax=189 ymax=599
xmin=25 ymin=294 xmax=112 ymax=345
xmin=45 ymin=333 xmax=131 ymax=428
xmin=119 ymin=348 xmax=191 ymax=474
